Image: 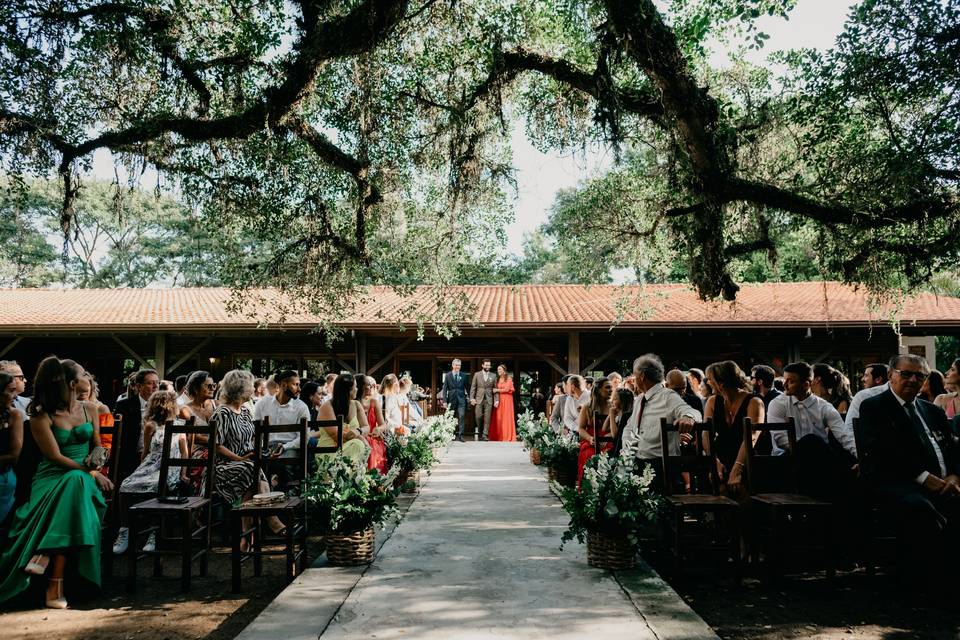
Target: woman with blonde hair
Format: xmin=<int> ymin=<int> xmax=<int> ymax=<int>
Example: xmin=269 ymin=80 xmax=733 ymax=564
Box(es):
xmin=381 ymin=374 xmax=408 ymax=432
xmin=934 ymin=358 xmax=960 ymax=419
xmin=358 ymin=374 xmax=388 ymax=473
xmin=703 ymin=361 xmax=764 ymax=494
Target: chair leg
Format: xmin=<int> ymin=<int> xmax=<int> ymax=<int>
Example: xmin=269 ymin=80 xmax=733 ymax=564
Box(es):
xmin=286 ymin=515 xmax=295 ymax=582
xmin=181 ymin=511 xmax=192 ymax=591
xmin=825 ymin=508 xmax=835 ymax=580
xmin=674 ymin=510 xmax=683 ymax=576
xmin=253 ymin=517 xmax=263 ymax=577
xmin=767 ymin=508 xmax=780 ymax=582
xmin=232 ymin=511 xmax=242 ymax=593
xmin=127 ymin=511 xmax=138 ymax=593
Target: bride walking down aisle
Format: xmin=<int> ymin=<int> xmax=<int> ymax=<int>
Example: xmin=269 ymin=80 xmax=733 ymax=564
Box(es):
xmin=488 ymin=365 xmax=516 ymax=442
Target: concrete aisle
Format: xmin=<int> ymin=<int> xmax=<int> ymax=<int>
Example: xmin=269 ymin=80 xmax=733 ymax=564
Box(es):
xmin=316 ymin=442 xmax=664 ymax=640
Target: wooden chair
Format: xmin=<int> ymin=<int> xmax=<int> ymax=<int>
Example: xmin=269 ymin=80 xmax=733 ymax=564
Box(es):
xmin=127 ymin=417 xmax=216 ymax=592
xmin=851 ymin=418 xmax=897 ymax=574
xmin=659 ymin=418 xmax=741 ymax=576
xmin=232 ymin=417 xmax=309 ymax=592
xmin=98 ymin=415 xmax=123 ymax=578
xmin=308 ymin=416 xmax=345 ymax=457
xmin=743 ymin=417 xmax=834 ymax=580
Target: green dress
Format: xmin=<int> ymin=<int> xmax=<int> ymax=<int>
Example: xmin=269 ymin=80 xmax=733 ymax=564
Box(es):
xmin=315 ymin=415 xmax=370 ymax=466
xmin=0 ymin=420 xmax=106 ymax=603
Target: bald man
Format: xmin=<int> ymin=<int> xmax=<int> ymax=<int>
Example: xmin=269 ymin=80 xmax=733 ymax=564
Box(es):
xmin=665 ymin=369 xmax=704 ymax=414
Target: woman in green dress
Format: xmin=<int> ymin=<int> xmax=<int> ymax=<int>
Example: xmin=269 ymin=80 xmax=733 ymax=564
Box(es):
xmin=314 ymin=373 xmax=371 ymax=467
xmin=0 ymin=357 xmax=113 ymax=609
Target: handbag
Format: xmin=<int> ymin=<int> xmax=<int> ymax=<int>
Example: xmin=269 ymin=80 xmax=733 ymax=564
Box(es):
xmin=84 ymin=445 xmax=110 ymax=470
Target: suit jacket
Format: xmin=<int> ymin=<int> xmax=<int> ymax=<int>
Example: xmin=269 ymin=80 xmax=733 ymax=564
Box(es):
xmin=113 ymin=394 xmax=144 ymax=483
xmin=859 ymin=389 xmax=960 ymax=494
xmin=442 ymin=371 xmax=468 ymax=406
xmin=470 ymin=370 xmax=497 ymax=405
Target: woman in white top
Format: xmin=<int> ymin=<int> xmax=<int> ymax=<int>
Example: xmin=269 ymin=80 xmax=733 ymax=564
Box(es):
xmin=380 ymin=374 xmax=406 ymax=431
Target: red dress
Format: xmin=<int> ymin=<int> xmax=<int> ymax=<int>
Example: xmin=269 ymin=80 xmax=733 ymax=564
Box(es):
xmin=365 ymin=402 xmax=388 ymax=474
xmin=577 ymin=411 xmax=611 ymax=486
xmin=488 ymin=378 xmax=516 ymax=441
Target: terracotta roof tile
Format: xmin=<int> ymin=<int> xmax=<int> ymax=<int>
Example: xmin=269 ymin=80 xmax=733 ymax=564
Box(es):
xmin=0 ymin=282 xmax=957 ymax=331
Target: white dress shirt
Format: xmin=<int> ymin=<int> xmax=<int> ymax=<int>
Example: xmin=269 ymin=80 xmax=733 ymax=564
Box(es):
xmin=844 ymin=383 xmax=888 ymax=432
xmin=563 ymin=392 xmax=587 ymax=434
xmin=767 ymin=392 xmax=857 ymax=456
xmin=888 ymin=389 xmax=947 ymax=485
xmin=252 ymin=394 xmax=310 ymax=457
xmin=620 ymin=383 xmax=702 ymax=461
xmin=13 ymin=395 xmax=30 ymax=415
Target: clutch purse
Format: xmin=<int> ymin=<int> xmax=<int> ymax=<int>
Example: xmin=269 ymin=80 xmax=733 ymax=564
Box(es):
xmin=84 ymin=446 xmax=110 ymax=469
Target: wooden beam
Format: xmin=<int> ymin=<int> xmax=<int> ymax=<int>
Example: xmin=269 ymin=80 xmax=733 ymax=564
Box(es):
xmin=582 ymin=341 xmax=624 ymax=375
xmin=356 ymin=334 xmax=367 ymax=372
xmin=112 ymin=335 xmax=151 ymax=370
xmin=568 ymin=331 xmax=580 ymax=375
xmin=154 ymin=334 xmax=167 ymax=379
xmin=367 ymin=336 xmax=416 ymax=376
xmin=167 ymin=337 xmax=213 ymax=375
xmin=0 ymin=336 xmax=23 ymax=359
xmin=515 ymin=336 xmax=567 ymax=375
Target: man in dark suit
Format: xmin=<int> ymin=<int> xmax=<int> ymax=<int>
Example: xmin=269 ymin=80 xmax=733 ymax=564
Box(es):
xmin=440 ymin=359 xmax=468 ymax=442
xmin=859 ymin=354 xmax=960 ymax=590
xmin=113 ymin=368 xmax=160 ymax=486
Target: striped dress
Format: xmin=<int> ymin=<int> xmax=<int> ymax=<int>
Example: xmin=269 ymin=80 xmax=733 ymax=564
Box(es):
xmin=211 ymin=405 xmax=257 ymax=504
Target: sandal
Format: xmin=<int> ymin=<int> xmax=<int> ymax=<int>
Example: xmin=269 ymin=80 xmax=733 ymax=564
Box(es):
xmin=24 ymin=554 xmax=49 ymax=575
xmin=45 ymin=577 xmax=67 ymax=609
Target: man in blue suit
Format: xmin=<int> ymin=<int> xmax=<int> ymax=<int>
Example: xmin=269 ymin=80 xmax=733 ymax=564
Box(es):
xmin=441 ymin=359 xmax=469 ymax=442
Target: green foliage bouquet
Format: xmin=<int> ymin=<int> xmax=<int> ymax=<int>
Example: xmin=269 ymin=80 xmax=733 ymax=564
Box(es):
xmin=537 ymin=429 xmax=580 ymax=468
xmin=385 ymin=431 xmax=437 ymax=473
xmin=418 ymin=411 xmax=457 ymax=449
xmin=303 ymin=456 xmax=399 ymax=535
xmin=556 ymin=453 xmax=662 ymax=547
xmin=516 ymin=410 xmax=552 ymax=452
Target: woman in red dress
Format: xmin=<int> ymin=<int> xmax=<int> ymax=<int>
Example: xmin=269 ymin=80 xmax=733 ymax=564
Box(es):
xmin=358 ymin=375 xmax=388 ymax=474
xmin=488 ymin=365 xmax=516 ymax=442
xmin=576 ymin=376 xmax=612 ymax=486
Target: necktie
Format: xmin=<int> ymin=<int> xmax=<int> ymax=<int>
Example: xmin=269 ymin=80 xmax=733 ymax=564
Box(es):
xmin=904 ymin=401 xmax=939 ymax=472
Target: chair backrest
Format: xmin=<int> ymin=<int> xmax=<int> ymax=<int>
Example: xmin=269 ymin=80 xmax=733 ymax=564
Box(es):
xmin=157 ymin=417 xmax=218 ymax=499
xmin=253 ymin=417 xmax=308 ymax=487
xmin=309 ymin=416 xmax=345 ymax=455
xmin=659 ymin=418 xmax=721 ymax=496
xmin=742 ymin=417 xmax=798 ymax=494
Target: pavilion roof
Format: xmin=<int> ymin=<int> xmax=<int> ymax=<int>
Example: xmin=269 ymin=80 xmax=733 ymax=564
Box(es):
xmin=0 ymin=282 xmax=957 ymax=332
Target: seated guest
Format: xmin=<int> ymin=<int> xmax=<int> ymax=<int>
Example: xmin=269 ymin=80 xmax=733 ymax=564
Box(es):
xmin=252 ymin=370 xmax=309 ymax=458
xmin=180 ymin=370 xmax=216 ymax=501
xmin=751 ymin=365 xmax=782 ymax=411
xmin=0 ymin=360 xmax=31 ymax=415
xmin=319 ymin=373 xmax=337 ymax=406
xmin=300 ymin=381 xmax=323 ymax=422
xmin=767 ymin=362 xmax=858 ymax=498
xmin=577 ymin=376 xmax=612 ymax=484
xmin=703 ymin=361 xmax=764 ymax=494
xmin=665 ymin=368 xmax=703 ymax=413
xmin=934 ymin=358 xmax=960 ymax=420
xmin=314 ymin=373 xmax=371 ymax=467
xmin=382 ymin=374 xmax=410 ymax=432
xmin=175 ymin=375 xmax=189 ymax=407
xmin=687 ymin=368 xmax=707 ymax=399
xmin=920 ymin=370 xmax=946 ymax=403
xmin=118 ymin=390 xmax=188 ymax=553
xmin=114 ymin=369 xmax=160 ymax=487
xmin=399 ymin=376 xmax=423 ymax=427
xmin=0 ymin=357 xmax=112 ymax=609
xmin=356 ymin=374 xmax=388 ymax=473
xmin=0 ymin=371 xmax=24 ymax=524
xmin=859 ymin=354 xmax=960 ymax=591
xmin=604 ymin=387 xmax=634 ymax=457
xmin=562 ymin=375 xmax=588 ymax=437
xmin=845 ymin=363 xmax=890 ymax=432
xmin=619 ymin=354 xmax=701 ymax=491
xmin=549 ymin=376 xmax=570 ymax=433
xmin=607 ymin=372 xmax=623 ymax=391
xmin=812 ymin=363 xmax=852 ymax=414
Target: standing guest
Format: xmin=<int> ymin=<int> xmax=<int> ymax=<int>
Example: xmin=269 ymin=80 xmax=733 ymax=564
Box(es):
xmin=608 ymin=372 xmax=623 ymax=391
xmin=314 ymin=374 xmax=371 ymax=466
xmin=934 ymin=358 xmax=960 ymax=420
xmin=300 ymin=381 xmax=324 ymax=422
xmin=489 ymin=365 xmax=517 ymax=442
xmin=400 ymin=376 xmax=424 ymax=427
xmin=529 ymin=386 xmax=547 ymax=418
xmin=118 ymin=390 xmax=188 ymax=553
xmin=116 ymin=372 xmax=136 ymax=404
xmin=767 ymin=362 xmax=858 ymax=499
xmin=703 ymin=361 xmax=765 ymax=494
xmin=751 ymin=365 xmax=782 ymax=411
xmin=576 ymin=376 xmax=612 ymax=484
xmin=381 ymin=374 xmax=408 ymax=431
xmin=604 ymin=388 xmax=634 ymax=457
xmin=620 ymin=354 xmax=700 ymax=492
xmin=858 ymin=354 xmax=960 ymax=592
xmin=0 ymin=357 xmax=112 ymax=609
xmin=861 ymin=363 xmax=889 ymax=391
xmin=175 ymin=375 xmax=189 ymax=407
xmin=812 ymin=363 xmax=853 ymax=414
xmin=212 ymin=370 xmax=285 ymax=540
xmin=920 ymin=370 xmax=946 ymax=403
xmin=440 ymin=359 xmax=469 ymax=442
xmin=665 ymin=368 xmax=703 ymax=413
xmin=469 ymin=359 xmax=496 ymax=441
xmin=319 ymin=373 xmax=338 ymax=405
xmin=562 ymin=376 xmax=588 ymax=437
xmin=358 ymin=375 xmax=388 ymax=474
xmin=0 ymin=371 xmax=24 ymax=524
xmin=252 ymin=370 xmax=309 ymax=459
xmin=549 ymin=376 xmax=570 ymax=433
xmin=113 ymin=369 xmax=160 ymax=486
xmin=623 ymin=375 xmax=638 ymax=394
xmin=687 ymin=368 xmax=707 ymax=399
xmin=584 ymin=377 xmax=595 ymax=392
xmin=0 ymin=361 xmax=31 ymax=416
xmin=772 ymin=377 xmax=785 ymax=392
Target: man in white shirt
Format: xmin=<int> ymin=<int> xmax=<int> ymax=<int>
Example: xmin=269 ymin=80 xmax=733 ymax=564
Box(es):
xmin=562 ymin=375 xmax=587 ymax=436
xmin=252 ymin=370 xmax=310 ymax=459
xmin=844 ymin=363 xmax=890 ymax=432
xmin=0 ymin=360 xmax=30 ymax=416
xmin=767 ymin=361 xmax=857 ymax=498
xmin=619 ymin=354 xmax=700 ymax=492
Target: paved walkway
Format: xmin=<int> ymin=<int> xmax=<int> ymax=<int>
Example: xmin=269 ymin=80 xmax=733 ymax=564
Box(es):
xmin=238 ymin=442 xmax=717 ymax=640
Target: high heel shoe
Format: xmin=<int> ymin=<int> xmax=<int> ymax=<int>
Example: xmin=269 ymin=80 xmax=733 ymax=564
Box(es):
xmin=24 ymin=554 xmax=49 ymax=575
xmin=45 ymin=577 xmax=67 ymax=609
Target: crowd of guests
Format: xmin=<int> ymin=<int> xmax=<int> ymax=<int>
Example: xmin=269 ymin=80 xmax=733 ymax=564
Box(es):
xmin=0 ymin=359 xmax=433 ymax=609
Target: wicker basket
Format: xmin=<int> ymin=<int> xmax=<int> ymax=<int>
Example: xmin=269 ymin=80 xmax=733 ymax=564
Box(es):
xmin=547 ymin=463 xmax=576 ymax=487
xmin=529 ymin=448 xmax=541 ymax=465
xmin=586 ymin=530 xmax=636 ymax=570
xmin=397 ymin=469 xmax=420 ymax=493
xmin=325 ymin=526 xmax=375 ymax=566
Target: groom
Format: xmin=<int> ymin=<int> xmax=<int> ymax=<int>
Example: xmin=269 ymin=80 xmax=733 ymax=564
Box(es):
xmin=441 ymin=358 xmax=469 ymax=442
xmin=470 ymin=359 xmax=496 ymax=441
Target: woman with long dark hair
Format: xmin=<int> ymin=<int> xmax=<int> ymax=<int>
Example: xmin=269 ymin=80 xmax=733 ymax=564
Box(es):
xmin=704 ymin=361 xmax=765 ymax=494
xmin=0 ymin=371 xmax=24 ymax=524
xmin=0 ymin=357 xmax=112 ymax=608
xmin=935 ymin=358 xmax=960 ymax=419
xmin=920 ymin=370 xmax=947 ymax=403
xmin=576 ymin=376 xmax=613 ymax=484
xmin=315 ymin=374 xmax=371 ymax=467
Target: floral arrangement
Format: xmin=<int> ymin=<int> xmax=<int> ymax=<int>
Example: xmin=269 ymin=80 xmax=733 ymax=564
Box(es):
xmin=537 ymin=428 xmax=580 ymax=469
xmin=417 ymin=411 xmax=457 ymax=449
xmin=385 ymin=430 xmax=437 ymax=473
xmin=303 ymin=456 xmax=399 ymax=535
xmin=516 ymin=410 xmax=552 ymax=452
xmin=555 ymin=453 xmax=662 ymax=547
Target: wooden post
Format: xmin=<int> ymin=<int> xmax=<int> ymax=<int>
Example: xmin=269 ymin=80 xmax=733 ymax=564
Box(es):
xmin=356 ymin=334 xmax=367 ymax=372
xmin=568 ymin=331 xmax=580 ymax=375
xmin=154 ymin=334 xmax=167 ymax=379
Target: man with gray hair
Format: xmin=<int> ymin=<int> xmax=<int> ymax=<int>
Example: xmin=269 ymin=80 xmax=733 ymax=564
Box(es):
xmin=619 ymin=354 xmax=701 ymax=491
xmin=441 ymin=358 xmax=469 ymax=442
xmin=859 ymin=353 xmax=960 ymax=590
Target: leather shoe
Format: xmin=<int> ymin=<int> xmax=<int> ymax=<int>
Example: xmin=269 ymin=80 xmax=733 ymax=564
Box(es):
xmin=456 ymin=435 xmax=464 ymax=442
xmin=480 ymin=435 xmax=488 ymax=441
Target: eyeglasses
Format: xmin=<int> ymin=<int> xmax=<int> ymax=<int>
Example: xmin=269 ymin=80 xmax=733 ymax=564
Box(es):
xmin=13 ymin=375 xmax=26 ymax=381
xmin=203 ymin=382 xmax=216 ymax=388
xmin=893 ymin=368 xmax=928 ymax=381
